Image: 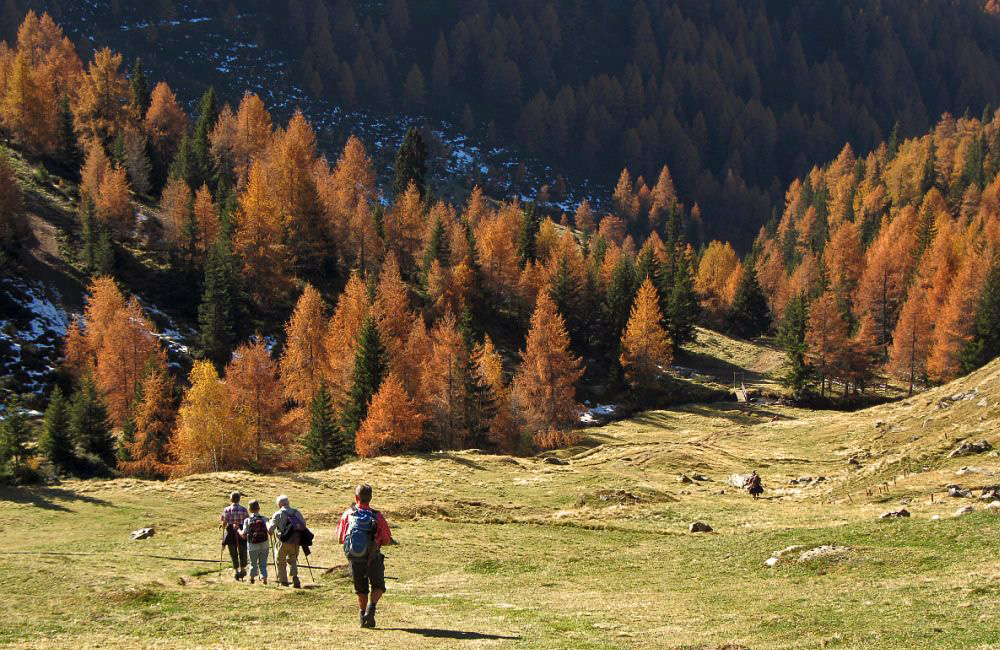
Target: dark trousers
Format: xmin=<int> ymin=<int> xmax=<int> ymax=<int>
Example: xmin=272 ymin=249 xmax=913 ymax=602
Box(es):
xmin=226 ymin=539 xmax=248 ymax=570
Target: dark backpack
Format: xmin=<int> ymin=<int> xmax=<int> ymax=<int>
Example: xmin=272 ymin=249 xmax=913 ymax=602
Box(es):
xmin=343 ymin=507 xmax=378 ymax=560
xmin=279 ymin=511 xmax=306 ymax=543
xmin=247 ymin=516 xmax=268 ymax=544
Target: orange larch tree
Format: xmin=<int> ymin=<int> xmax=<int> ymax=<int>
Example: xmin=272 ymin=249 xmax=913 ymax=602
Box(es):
xmin=226 ymin=338 xmax=287 ymax=469
xmin=620 ymin=277 xmax=673 ymax=392
xmin=279 ymin=284 xmax=330 ymax=408
xmin=159 ymin=175 xmax=191 ymax=247
xmin=80 ymin=138 xmax=111 ymax=202
xmin=420 ymin=311 xmax=469 ymax=449
xmin=144 ymin=81 xmax=187 ymax=168
xmin=73 ymin=47 xmax=127 ymax=146
xmin=511 ymin=292 xmax=584 ymax=435
xmin=888 ymin=283 xmax=934 ymax=395
xmin=806 ymin=290 xmax=850 ymax=396
xmin=192 ymin=184 xmax=219 ymax=253
xmin=355 ymin=372 xmax=427 ymax=457
xmin=695 ymin=240 xmax=742 ymax=326
xmin=373 ymin=252 xmax=413 ymax=367
xmin=171 ymin=360 xmax=251 ymax=476
xmin=325 ymin=272 xmax=371 ymax=402
xmin=94 ymin=297 xmax=166 ymax=426
xmin=473 ymin=335 xmax=520 ymax=453
xmin=233 ymin=159 xmax=292 ymax=305
xmin=95 ymin=165 xmax=133 ymax=234
xmin=926 ymin=250 xmax=989 ymax=382
xmin=120 ymin=365 xmax=175 ymax=479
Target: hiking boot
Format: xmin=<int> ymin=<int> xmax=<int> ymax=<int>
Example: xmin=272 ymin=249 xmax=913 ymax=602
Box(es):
xmin=249 ymin=575 xmax=255 ymax=585
xmin=292 ymin=576 xmax=301 ymax=589
xmin=359 ymin=611 xmax=366 ymax=628
xmin=363 ymin=604 xmax=376 ymax=628
xmin=261 ymin=576 xmax=267 ymax=585
xmin=233 ymin=571 xmax=241 ymax=581
xmin=279 ymin=581 xmax=289 ymax=587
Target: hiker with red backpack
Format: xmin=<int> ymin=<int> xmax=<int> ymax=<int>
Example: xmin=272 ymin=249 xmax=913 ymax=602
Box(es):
xmin=267 ymin=495 xmax=308 ymax=588
xmin=219 ymin=491 xmax=249 ymax=581
xmin=239 ymin=500 xmax=269 ymax=585
xmin=336 ymin=484 xmax=393 ymax=629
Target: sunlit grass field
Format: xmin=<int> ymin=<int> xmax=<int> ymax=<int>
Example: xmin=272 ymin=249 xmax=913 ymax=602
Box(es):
xmin=3 ymin=364 xmax=1000 ymax=648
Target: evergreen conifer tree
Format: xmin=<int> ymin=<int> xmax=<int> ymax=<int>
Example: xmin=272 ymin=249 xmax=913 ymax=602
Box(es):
xmin=198 ymin=238 xmax=237 ymax=368
xmin=960 ymin=263 xmax=1000 ymax=373
xmin=776 ymin=292 xmax=812 ymax=397
xmin=727 ymin=262 xmax=771 ymax=338
xmin=665 ymin=252 xmax=699 ymax=351
xmin=0 ymin=397 xmax=33 ymax=473
xmin=129 ymin=58 xmax=150 ymax=120
xmin=55 ymin=95 xmax=81 ymax=178
xmin=340 ymin=317 xmax=388 ymax=447
xmin=40 ymin=386 xmax=76 ymax=473
xmin=70 ymin=379 xmax=116 ymax=471
xmin=421 ymin=215 xmax=447 ymax=278
xmin=604 ymin=255 xmax=638 ymax=348
xmin=392 ymin=127 xmax=427 ymax=198
xmin=304 ymin=383 xmax=346 ymax=469
xmin=517 ymin=202 xmax=540 ymax=267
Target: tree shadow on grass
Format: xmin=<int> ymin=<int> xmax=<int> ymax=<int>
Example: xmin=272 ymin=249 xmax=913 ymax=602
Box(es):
xmin=0 ymin=485 xmax=112 ymax=512
xmin=381 ymin=628 xmax=521 ymax=641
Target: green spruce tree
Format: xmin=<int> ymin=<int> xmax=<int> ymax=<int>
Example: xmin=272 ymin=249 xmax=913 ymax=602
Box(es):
xmin=40 ymin=387 xmax=76 ymax=473
xmin=304 ymin=383 xmax=347 ymax=469
xmin=960 ymin=262 xmax=1000 ymax=373
xmin=340 ymin=317 xmax=388 ymax=447
xmin=393 ymin=126 xmax=428 ymax=198
xmin=665 ymin=252 xmax=699 ymax=351
xmin=517 ymin=202 xmax=540 ymax=267
xmin=55 ymin=95 xmax=81 ymax=178
xmin=776 ymin=293 xmax=812 ymax=398
xmin=727 ymin=261 xmax=771 ymax=339
xmin=70 ymin=379 xmax=116 ymax=472
xmin=198 ymin=238 xmax=238 ymax=368
xmin=129 ymin=58 xmax=151 ymax=119
xmin=0 ymin=397 xmax=33 ymax=475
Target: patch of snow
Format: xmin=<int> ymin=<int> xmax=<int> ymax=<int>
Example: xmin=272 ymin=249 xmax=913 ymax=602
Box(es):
xmin=580 ymin=404 xmax=616 ymax=424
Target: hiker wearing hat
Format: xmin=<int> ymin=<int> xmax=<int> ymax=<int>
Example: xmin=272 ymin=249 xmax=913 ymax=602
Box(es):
xmin=220 ymin=491 xmax=249 ymax=580
xmin=239 ymin=500 xmax=269 ymax=585
xmin=268 ymin=495 xmax=306 ymax=588
xmin=336 ymin=484 xmax=393 ymax=628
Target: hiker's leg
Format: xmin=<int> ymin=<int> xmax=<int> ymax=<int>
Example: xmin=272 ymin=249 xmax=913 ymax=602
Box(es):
xmin=248 ymin=548 xmax=260 ymax=578
xmin=276 ymin=543 xmax=289 ymax=584
xmin=238 ymin=539 xmax=248 ymax=570
xmin=226 ymin=542 xmax=239 ymax=570
xmin=287 ymin=544 xmax=299 ymax=578
xmin=369 ymin=555 xmax=386 ymax=606
xmin=351 ymin=560 xmax=370 ymax=608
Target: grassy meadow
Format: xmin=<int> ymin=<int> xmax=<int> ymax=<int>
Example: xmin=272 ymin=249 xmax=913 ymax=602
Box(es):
xmin=3 ymin=364 xmax=1000 ymax=649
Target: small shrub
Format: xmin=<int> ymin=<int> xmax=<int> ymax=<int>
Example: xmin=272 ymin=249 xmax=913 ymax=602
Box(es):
xmin=533 ymin=428 xmax=581 ymax=451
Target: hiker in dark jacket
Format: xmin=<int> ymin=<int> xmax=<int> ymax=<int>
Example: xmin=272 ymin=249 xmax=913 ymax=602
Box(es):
xmin=745 ymin=471 xmax=764 ymax=499
xmin=336 ymin=484 xmax=393 ymax=628
xmin=268 ymin=495 xmax=306 ymax=588
xmin=220 ymin=491 xmax=249 ymax=580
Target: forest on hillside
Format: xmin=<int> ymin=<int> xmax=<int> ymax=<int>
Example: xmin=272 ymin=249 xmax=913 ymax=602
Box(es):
xmin=1 ymin=1 xmax=1000 ymax=248
xmin=2 ymin=10 xmax=1000 ymax=484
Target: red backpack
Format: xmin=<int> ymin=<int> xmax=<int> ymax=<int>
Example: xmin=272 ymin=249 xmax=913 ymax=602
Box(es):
xmin=247 ymin=515 xmax=268 ymax=544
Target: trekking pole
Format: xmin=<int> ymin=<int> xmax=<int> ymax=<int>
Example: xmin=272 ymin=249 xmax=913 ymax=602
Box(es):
xmin=269 ymin=532 xmax=279 ymax=579
xmin=304 ymin=549 xmax=315 ymax=583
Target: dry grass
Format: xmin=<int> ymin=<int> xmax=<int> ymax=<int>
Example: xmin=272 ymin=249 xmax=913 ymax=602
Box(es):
xmin=3 ymin=362 xmax=1000 ymax=648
